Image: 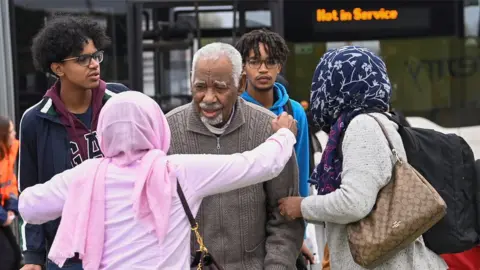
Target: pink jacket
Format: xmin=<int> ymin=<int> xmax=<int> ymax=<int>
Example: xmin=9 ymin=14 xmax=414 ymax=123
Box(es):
xmin=19 ymin=129 xmax=296 ymax=269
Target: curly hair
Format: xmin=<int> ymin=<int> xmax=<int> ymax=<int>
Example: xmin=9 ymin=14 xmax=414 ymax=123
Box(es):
xmin=31 ymin=15 xmax=111 ymax=74
xmin=234 ymin=28 xmax=290 ymax=65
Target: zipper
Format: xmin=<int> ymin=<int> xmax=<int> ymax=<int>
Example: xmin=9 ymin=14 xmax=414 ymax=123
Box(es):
xmin=216 ymin=137 xmax=221 ymax=151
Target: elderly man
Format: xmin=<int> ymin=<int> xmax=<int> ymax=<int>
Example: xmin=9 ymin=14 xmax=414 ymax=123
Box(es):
xmin=166 ymin=42 xmax=304 ymax=269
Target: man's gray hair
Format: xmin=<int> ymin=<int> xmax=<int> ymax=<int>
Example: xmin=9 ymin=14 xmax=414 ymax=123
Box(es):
xmin=191 ymin=42 xmax=243 ymax=88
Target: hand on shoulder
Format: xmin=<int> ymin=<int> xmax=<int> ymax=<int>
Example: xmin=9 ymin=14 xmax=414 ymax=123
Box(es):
xmin=272 ymin=112 xmax=297 ymax=136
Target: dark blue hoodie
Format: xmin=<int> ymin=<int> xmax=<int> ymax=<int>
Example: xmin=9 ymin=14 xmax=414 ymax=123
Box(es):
xmin=242 ymin=82 xmax=310 ymax=197
xmin=18 ymin=81 xmax=128 ymax=266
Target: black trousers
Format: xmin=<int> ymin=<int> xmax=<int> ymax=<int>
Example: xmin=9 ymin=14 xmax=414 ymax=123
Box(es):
xmin=0 ymin=226 xmax=22 ymax=270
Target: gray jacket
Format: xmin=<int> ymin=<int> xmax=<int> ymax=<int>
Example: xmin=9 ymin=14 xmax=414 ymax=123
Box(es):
xmin=166 ymin=98 xmax=305 ymax=270
xmin=301 ymin=113 xmax=447 ymax=270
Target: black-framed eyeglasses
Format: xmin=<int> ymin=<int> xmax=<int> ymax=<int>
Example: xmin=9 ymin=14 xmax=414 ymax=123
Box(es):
xmin=246 ymin=58 xmax=279 ymax=70
xmin=62 ymin=50 xmax=104 ymax=67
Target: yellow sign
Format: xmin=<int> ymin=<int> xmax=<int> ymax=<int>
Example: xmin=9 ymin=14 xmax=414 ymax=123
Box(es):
xmin=316 ymin=8 xmax=399 ymax=22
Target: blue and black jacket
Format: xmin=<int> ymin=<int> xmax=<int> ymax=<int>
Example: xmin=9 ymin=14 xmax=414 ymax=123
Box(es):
xmin=18 ymin=81 xmax=128 ymax=265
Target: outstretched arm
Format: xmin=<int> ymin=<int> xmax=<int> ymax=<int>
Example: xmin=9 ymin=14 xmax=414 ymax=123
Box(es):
xmin=169 ymin=128 xmax=296 ymax=199
xmin=19 ymin=163 xmax=86 ymax=225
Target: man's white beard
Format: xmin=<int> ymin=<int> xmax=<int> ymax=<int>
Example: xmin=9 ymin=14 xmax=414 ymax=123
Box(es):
xmin=201 ymin=112 xmax=224 ymax=126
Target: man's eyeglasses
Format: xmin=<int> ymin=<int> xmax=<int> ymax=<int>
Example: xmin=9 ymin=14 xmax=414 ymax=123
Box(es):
xmin=62 ymin=50 xmax=104 ymax=67
xmin=246 ymin=58 xmax=279 ymax=70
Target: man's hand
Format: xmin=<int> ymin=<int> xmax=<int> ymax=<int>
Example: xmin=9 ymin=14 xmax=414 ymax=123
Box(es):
xmin=272 ymin=112 xmax=298 ymax=136
xmin=301 ymin=241 xmax=316 ymax=264
xmin=20 ymin=264 xmax=42 ymax=270
xmin=2 ymin=210 xmax=15 ymax=227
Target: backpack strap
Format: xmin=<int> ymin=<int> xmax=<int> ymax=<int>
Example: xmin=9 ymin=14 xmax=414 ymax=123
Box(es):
xmin=379 ymin=111 xmax=403 ymax=126
xmin=283 ymin=100 xmax=294 ymax=117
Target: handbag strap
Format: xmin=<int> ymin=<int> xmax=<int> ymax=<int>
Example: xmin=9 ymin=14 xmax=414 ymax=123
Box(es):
xmin=176 ymin=181 xmax=196 ymax=227
xmin=366 ymin=114 xmax=401 ymax=163
xmin=176 ymin=181 xmax=209 ymax=254
xmin=177 ymin=182 xmax=225 ymax=270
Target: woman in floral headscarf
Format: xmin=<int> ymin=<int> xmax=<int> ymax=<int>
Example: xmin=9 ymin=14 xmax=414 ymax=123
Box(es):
xmin=278 ymin=46 xmax=446 ymax=269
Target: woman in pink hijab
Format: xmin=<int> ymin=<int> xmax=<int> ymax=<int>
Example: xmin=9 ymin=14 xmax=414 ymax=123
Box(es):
xmin=18 ymin=91 xmax=297 ymax=270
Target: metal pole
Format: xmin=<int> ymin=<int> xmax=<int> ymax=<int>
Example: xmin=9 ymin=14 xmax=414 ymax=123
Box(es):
xmin=0 ymin=0 xmax=19 ymax=243
xmin=127 ymin=2 xmax=144 ymax=92
xmin=232 ymin=0 xmax=238 ymax=44
xmin=0 ymin=0 xmax=16 ymax=122
xmin=269 ymin=0 xmax=284 ymax=37
xmin=269 ymin=0 xmax=285 ymax=75
xmin=194 ymin=1 xmax=201 ymax=48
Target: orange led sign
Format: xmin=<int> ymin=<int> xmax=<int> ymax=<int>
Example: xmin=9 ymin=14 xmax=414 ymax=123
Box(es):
xmin=316 ymin=8 xmax=399 ymax=22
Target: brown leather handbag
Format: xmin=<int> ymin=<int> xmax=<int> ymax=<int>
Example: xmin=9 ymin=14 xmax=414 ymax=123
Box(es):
xmin=346 ymin=114 xmax=447 ymax=269
xmin=177 ymin=182 xmax=224 ymax=270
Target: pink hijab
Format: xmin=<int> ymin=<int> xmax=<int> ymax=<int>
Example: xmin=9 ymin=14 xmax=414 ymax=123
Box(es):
xmin=48 ymin=91 xmax=176 ymax=270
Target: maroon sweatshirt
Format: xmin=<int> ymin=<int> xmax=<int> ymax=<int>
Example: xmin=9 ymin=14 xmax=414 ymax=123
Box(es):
xmin=44 ymin=80 xmax=107 ymax=163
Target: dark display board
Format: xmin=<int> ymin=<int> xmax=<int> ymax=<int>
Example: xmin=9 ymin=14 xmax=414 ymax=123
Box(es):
xmin=284 ymin=1 xmax=463 ymax=42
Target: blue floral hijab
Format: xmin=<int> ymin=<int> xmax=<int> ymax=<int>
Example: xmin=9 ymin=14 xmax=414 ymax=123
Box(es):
xmin=309 ymin=46 xmax=392 ymax=195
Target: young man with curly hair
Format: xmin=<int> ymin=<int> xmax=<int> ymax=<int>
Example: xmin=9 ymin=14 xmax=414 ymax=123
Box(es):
xmin=235 ymin=29 xmax=314 ymax=266
xmin=18 ymin=16 xmax=128 ymax=270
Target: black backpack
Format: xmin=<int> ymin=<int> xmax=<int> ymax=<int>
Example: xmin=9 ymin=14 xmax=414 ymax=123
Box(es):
xmin=381 ymin=112 xmax=480 ymax=254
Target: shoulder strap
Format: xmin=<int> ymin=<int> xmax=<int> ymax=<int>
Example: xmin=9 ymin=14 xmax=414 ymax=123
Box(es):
xmin=379 ymin=111 xmax=402 ymax=127
xmin=367 ymin=114 xmax=401 ymax=162
xmin=338 ymin=113 xmax=398 ymax=160
xmin=283 ymin=100 xmax=294 ymax=117
xmin=177 ymin=181 xmax=213 ymax=265
xmin=310 ymin=133 xmax=322 ymax=153
xmin=176 ymin=181 xmax=196 ymax=228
